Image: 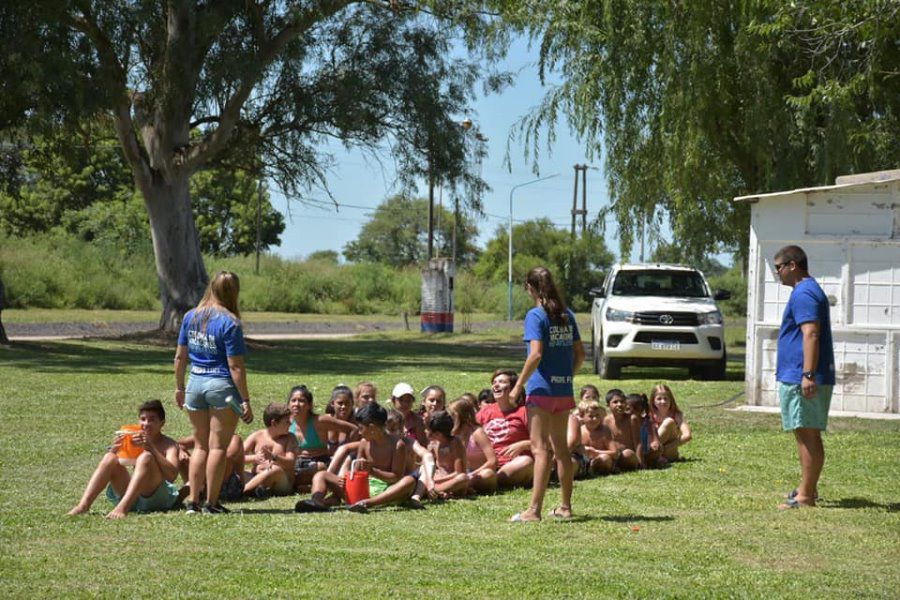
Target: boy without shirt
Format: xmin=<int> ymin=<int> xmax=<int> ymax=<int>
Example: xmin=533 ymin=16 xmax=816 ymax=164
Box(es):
xmin=68 ymin=400 xmax=180 ymax=519
xmin=297 ymin=403 xmax=417 ymax=513
xmin=242 ymin=403 xmax=298 ymax=498
xmin=603 ymin=389 xmax=641 ymax=471
xmin=575 ymin=399 xmax=619 ymax=475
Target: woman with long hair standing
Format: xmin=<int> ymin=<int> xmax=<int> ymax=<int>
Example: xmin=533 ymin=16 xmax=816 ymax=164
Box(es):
xmin=174 ymin=271 xmax=254 ymax=514
xmin=509 ymin=266 xmax=584 ymax=522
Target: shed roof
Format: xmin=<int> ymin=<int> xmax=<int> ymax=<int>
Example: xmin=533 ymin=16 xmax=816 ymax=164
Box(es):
xmin=734 ymin=169 xmax=900 ymax=203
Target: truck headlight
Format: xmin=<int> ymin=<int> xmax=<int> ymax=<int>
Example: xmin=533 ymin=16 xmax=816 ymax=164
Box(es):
xmin=698 ymin=310 xmax=723 ymax=325
xmin=606 ymin=307 xmax=634 ymax=322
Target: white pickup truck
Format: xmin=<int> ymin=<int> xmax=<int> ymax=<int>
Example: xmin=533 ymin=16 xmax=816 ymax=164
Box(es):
xmin=589 ymin=264 xmax=731 ymax=380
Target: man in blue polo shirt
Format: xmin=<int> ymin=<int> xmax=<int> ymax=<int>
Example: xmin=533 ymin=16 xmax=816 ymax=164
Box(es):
xmin=774 ymin=245 xmax=835 ymax=509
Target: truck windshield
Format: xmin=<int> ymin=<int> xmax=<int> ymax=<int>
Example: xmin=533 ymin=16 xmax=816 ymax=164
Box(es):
xmin=611 ymin=270 xmax=709 ymax=297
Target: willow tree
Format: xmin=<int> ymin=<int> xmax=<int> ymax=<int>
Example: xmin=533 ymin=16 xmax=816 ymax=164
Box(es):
xmin=1 ymin=1 xmax=502 ymax=330
xmin=502 ymin=0 xmax=899 ymax=263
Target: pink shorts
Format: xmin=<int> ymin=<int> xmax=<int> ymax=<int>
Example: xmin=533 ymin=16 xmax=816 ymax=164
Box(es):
xmin=525 ymin=395 xmax=576 ymax=414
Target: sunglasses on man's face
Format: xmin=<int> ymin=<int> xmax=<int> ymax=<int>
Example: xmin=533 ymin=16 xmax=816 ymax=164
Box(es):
xmin=774 ymin=261 xmax=791 ymax=272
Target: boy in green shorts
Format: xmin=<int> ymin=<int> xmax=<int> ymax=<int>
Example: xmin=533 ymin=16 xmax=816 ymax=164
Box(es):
xmin=296 ymin=403 xmax=416 ymax=512
xmin=68 ymin=400 xmax=180 ymax=519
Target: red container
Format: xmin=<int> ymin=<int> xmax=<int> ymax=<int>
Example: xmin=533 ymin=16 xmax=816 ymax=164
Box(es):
xmin=344 ymin=460 xmax=370 ymax=505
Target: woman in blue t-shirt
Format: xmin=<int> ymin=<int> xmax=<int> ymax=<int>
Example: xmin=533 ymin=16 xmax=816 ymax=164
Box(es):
xmin=174 ymin=271 xmax=254 ymax=514
xmin=509 ymin=266 xmax=584 ymax=522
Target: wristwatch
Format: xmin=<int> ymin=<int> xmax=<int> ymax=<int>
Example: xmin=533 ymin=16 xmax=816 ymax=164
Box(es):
xmin=802 ymin=371 xmax=816 ymax=381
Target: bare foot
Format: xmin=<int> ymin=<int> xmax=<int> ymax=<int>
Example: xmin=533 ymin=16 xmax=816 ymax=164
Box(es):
xmin=550 ymin=505 xmax=573 ymax=519
xmin=67 ymin=504 xmax=89 ymax=516
xmin=105 ymin=509 xmax=127 ymax=519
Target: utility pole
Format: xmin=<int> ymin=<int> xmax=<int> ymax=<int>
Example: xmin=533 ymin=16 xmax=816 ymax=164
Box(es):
xmin=255 ymin=176 xmax=263 ymax=275
xmin=571 ymin=164 xmax=588 ymax=239
xmin=427 ymin=158 xmax=434 ymax=260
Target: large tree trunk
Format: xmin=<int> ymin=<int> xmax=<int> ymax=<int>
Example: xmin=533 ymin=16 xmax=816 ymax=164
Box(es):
xmin=143 ymin=175 xmax=208 ymax=333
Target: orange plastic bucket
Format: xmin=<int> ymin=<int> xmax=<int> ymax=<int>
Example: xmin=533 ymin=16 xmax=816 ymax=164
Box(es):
xmin=116 ymin=424 xmax=144 ymax=464
xmin=344 ymin=460 xmax=370 ymax=505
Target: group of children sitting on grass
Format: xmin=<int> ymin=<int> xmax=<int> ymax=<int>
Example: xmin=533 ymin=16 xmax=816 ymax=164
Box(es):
xmin=69 ymin=370 xmax=692 ymax=518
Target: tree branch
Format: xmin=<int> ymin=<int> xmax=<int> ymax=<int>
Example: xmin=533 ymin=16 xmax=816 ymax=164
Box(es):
xmin=67 ymin=5 xmax=152 ymax=189
xmin=185 ymin=0 xmax=355 ymax=172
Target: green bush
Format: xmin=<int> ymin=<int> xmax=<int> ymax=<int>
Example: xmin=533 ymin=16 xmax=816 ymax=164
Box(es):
xmin=708 ymin=265 xmax=748 ymax=318
xmin=0 ymin=231 xmax=527 ymax=316
xmin=0 ymin=232 xmax=158 ymax=309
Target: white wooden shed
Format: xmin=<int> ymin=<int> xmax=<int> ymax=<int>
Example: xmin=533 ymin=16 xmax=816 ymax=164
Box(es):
xmin=736 ymin=169 xmax=900 ymax=417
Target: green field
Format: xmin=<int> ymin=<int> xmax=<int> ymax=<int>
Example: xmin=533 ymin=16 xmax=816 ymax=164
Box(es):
xmin=1 ymin=325 xmax=897 ymax=598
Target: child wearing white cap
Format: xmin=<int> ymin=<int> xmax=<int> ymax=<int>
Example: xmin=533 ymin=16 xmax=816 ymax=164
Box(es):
xmin=391 ymin=382 xmax=427 ymax=447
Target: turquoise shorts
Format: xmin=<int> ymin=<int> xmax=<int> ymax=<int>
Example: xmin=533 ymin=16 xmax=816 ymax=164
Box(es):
xmin=185 ymin=374 xmax=242 ymax=415
xmin=779 ymin=382 xmax=833 ymax=431
xmin=106 ymin=480 xmax=180 ymax=513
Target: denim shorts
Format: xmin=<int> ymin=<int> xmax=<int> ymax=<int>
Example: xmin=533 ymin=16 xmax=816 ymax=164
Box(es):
xmin=106 ymin=480 xmax=179 ymax=513
xmin=185 ymin=374 xmax=242 ymax=415
xmin=779 ymin=382 xmax=833 ymax=431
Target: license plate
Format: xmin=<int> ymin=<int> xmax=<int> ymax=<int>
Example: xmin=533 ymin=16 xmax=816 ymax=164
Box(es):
xmin=651 ymin=340 xmax=680 ymax=351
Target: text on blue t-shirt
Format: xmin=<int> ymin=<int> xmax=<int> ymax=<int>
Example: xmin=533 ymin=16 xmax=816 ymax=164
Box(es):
xmin=523 ymin=306 xmax=580 ymax=397
xmin=177 ymin=308 xmax=246 ymax=378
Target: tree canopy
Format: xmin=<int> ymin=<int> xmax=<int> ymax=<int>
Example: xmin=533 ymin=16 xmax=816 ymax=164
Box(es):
xmin=343 ymin=194 xmax=480 ymax=267
xmin=0 ymin=122 xmax=284 ymax=257
xmin=0 ymin=1 xmax=504 ymax=329
xmin=504 ymin=0 xmax=899 ymax=263
xmin=473 ymin=218 xmax=614 ymax=310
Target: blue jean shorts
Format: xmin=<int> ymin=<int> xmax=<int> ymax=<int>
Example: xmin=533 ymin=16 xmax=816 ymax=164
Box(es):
xmin=779 ymin=382 xmax=833 ymax=431
xmin=185 ymin=374 xmax=242 ymax=415
xmin=106 ymin=480 xmax=179 ymax=513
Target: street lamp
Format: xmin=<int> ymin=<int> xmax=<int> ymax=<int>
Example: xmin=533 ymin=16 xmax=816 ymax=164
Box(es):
xmin=508 ymin=173 xmax=559 ymax=321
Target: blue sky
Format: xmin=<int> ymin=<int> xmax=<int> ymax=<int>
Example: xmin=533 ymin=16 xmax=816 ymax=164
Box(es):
xmin=268 ymin=36 xmax=682 ymax=264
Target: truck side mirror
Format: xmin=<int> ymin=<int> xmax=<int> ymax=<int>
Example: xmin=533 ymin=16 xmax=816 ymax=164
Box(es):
xmin=589 ymin=287 xmax=606 ymax=299
xmin=713 ymin=289 xmax=731 ymax=301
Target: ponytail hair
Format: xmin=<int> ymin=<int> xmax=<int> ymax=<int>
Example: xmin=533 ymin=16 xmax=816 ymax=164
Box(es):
xmin=525 ymin=266 xmax=568 ymax=325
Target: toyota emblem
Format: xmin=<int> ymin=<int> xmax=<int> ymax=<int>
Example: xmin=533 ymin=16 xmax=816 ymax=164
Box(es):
xmin=659 ymin=314 xmax=674 ymax=325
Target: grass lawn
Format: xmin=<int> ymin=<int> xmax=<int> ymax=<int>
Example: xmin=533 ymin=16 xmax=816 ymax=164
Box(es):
xmin=1 ymin=326 xmax=897 ymax=598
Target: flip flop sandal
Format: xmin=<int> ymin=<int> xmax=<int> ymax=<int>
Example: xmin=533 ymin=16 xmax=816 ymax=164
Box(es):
xmin=778 ymin=497 xmax=812 ymax=510
xmin=550 ymin=506 xmax=573 ymax=520
xmin=786 ymin=489 xmax=820 ymax=501
xmin=347 ymin=501 xmax=369 ymax=514
xmin=509 ymin=512 xmax=540 ymax=523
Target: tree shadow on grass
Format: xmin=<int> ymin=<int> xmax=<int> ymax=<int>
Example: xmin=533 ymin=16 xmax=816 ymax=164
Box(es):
xmin=820 ymin=497 xmax=900 ymax=512
xmin=599 ymin=514 xmax=675 ymax=523
xmin=0 ymin=338 xmax=522 ymax=377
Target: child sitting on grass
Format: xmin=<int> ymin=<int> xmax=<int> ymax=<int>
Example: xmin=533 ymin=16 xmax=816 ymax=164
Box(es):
xmin=414 ymin=411 xmax=469 ymax=500
xmin=448 ymin=396 xmax=498 ymax=494
xmin=242 ymin=403 xmax=298 ymax=499
xmin=68 ymin=400 xmax=180 ymax=519
xmin=296 ymin=403 xmax=416 ymax=513
xmin=391 ymin=382 xmax=427 ymax=447
xmin=650 ymin=383 xmax=692 ymax=462
xmin=573 ymin=396 xmax=619 ymax=476
xmin=604 ymin=389 xmax=641 ymax=471
xmin=419 ymin=385 xmax=447 ymax=420
xmin=626 ymin=393 xmax=666 ymax=468
xmin=477 ymin=369 xmax=534 ymax=489
xmin=354 ymin=381 xmax=377 ymax=409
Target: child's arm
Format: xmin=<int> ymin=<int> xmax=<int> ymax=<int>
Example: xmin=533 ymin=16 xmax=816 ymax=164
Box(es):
xmin=567 ymin=414 xmax=582 ymax=454
xmin=678 ymin=414 xmax=692 ymax=445
xmin=499 ymin=439 xmax=531 ymax=459
xmin=271 ymin=436 xmax=298 ymax=472
xmin=136 ymin=434 xmax=180 ymax=483
xmin=433 ymin=440 xmax=466 ymax=483
xmin=327 ymin=441 xmax=359 ymax=474
xmin=630 ymin=415 xmax=645 ymax=468
xmin=469 ymin=428 xmax=498 ymax=475
xmin=316 ymin=414 xmax=359 ymax=434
